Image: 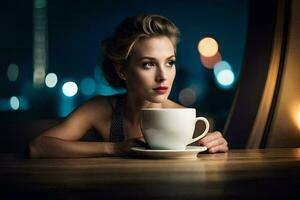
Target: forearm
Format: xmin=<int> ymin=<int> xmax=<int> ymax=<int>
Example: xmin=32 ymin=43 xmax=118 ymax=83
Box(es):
xmin=29 ymin=136 xmax=116 ymax=158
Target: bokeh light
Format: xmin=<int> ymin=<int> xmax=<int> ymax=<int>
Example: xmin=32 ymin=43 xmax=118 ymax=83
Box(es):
xmin=198 ymin=37 xmax=219 ymax=57
xmin=58 ymin=95 xmax=75 ymax=117
xmin=62 ymin=81 xmax=78 ymax=97
xmin=98 ymin=84 xmax=127 ymax=96
xmin=80 ymin=78 xmax=96 ymax=96
xmin=18 ymin=96 xmax=29 ymax=110
xmin=34 ymin=0 xmax=47 ymax=8
xmin=94 ymin=66 xmax=103 ymax=82
xmin=291 ymin=103 xmax=300 ymax=132
xmin=7 ymin=64 xmax=19 ymax=82
xmin=215 ymin=69 xmax=235 ymax=89
xmin=213 ymin=61 xmax=232 ymax=77
xmin=178 ymin=88 xmax=197 ymax=106
xmin=33 ymin=67 xmax=46 ymax=88
xmin=10 ymin=96 xmax=20 ymax=110
xmin=95 ymin=66 xmax=127 ymax=95
xmin=200 ymin=52 xmax=222 ymax=69
xmin=45 ymin=73 xmax=58 ymax=88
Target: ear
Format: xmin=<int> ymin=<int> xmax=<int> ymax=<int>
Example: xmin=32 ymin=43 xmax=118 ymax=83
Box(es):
xmin=114 ymin=63 xmax=127 ymax=80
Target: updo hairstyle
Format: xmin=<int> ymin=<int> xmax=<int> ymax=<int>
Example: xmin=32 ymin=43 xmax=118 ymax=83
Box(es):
xmin=100 ymin=14 xmax=180 ymax=88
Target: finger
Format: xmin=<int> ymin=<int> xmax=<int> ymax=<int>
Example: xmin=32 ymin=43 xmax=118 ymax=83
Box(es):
xmin=198 ymin=131 xmax=222 ymax=145
xmin=204 ymin=138 xmax=225 ymax=149
xmin=202 ymin=137 xmax=227 ymax=149
xmin=135 ymin=136 xmax=145 ymax=141
xmin=134 ymin=138 xmax=148 ymax=148
xmin=208 ymin=143 xmax=229 ymax=153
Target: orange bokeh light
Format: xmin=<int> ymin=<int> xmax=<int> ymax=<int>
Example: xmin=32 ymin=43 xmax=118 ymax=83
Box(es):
xmin=198 ymin=37 xmax=219 ymax=57
xmin=200 ymin=52 xmax=222 ymax=69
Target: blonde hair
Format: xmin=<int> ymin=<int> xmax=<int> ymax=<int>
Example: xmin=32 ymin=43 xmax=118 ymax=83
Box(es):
xmin=100 ymin=14 xmax=180 ymax=88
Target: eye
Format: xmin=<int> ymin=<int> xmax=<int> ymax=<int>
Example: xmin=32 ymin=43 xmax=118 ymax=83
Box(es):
xmin=142 ymin=61 xmax=156 ymax=69
xmin=167 ymin=60 xmax=176 ymax=67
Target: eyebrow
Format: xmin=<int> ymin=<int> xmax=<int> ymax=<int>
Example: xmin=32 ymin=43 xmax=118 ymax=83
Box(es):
xmin=137 ymin=55 xmax=175 ymax=61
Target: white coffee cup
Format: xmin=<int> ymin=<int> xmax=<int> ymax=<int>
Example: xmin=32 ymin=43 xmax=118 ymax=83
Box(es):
xmin=140 ymin=108 xmax=209 ymax=150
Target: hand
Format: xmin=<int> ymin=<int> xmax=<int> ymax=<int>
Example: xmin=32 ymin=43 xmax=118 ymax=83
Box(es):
xmin=113 ymin=137 xmax=145 ymax=156
xmin=198 ymin=131 xmax=228 ymax=153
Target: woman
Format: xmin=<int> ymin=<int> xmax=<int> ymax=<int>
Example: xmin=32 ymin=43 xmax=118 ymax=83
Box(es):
xmin=29 ymin=14 xmax=228 ymax=158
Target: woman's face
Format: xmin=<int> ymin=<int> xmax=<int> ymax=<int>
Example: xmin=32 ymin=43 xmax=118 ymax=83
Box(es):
xmin=124 ymin=36 xmax=176 ymax=103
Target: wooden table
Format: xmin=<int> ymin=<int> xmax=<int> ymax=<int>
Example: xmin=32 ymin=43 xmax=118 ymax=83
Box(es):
xmin=1 ymin=148 xmax=300 ymax=199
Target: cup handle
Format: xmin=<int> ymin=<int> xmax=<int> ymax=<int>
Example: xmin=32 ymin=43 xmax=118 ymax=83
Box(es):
xmin=187 ymin=117 xmax=209 ymax=145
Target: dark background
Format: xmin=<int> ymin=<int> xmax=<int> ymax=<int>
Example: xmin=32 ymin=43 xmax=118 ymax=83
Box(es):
xmin=0 ymin=0 xmax=248 ymax=132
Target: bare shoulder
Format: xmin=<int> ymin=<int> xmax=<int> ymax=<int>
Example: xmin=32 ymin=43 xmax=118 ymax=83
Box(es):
xmin=163 ymin=99 xmax=186 ymax=108
xmin=37 ymin=95 xmax=116 ymax=141
xmin=80 ymin=95 xmax=114 ymax=122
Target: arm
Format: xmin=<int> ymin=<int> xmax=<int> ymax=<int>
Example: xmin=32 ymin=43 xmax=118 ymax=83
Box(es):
xmin=29 ymin=96 xmax=124 ymax=158
xmin=29 ymin=136 xmax=115 ymax=158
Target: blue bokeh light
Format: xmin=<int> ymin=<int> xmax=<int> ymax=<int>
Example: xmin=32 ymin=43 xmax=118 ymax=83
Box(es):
xmin=94 ymin=66 xmax=127 ymax=96
xmin=7 ymin=64 xmax=19 ymax=82
xmin=10 ymin=96 xmax=20 ymax=110
xmin=80 ymin=78 xmax=96 ymax=96
xmin=18 ymin=96 xmax=29 ymax=110
xmin=45 ymin=73 xmax=58 ymax=88
xmin=215 ymin=69 xmax=235 ymax=89
xmin=62 ymin=81 xmax=78 ymax=97
xmin=213 ymin=61 xmax=232 ymax=77
xmin=58 ymin=94 xmax=75 ymax=117
xmin=213 ymin=61 xmax=235 ymax=89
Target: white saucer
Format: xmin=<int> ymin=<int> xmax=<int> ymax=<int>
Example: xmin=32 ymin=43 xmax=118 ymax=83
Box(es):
xmin=130 ymin=146 xmax=207 ymax=159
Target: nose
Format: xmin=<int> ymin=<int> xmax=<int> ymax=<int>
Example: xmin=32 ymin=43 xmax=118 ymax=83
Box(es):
xmin=155 ymin=66 xmax=167 ymax=82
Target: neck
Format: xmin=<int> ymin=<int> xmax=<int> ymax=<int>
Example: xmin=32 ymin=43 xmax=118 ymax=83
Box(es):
xmin=123 ymin=93 xmax=162 ymax=125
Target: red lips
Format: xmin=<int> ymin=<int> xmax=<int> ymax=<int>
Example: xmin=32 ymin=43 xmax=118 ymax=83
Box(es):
xmin=153 ymin=86 xmax=168 ymax=94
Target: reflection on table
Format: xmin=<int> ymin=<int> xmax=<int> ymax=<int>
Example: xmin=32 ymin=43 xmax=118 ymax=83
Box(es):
xmin=1 ymin=148 xmax=300 ymax=199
